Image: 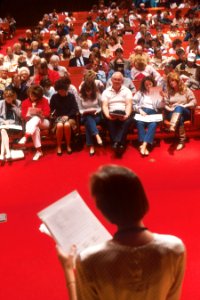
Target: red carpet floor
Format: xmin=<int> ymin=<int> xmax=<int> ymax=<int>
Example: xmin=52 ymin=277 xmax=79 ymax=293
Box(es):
xmin=1 ymin=137 xmax=200 ymax=300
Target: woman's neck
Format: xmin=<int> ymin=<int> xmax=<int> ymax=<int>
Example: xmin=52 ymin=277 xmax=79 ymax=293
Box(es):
xmin=113 ymin=222 xmax=153 ymax=247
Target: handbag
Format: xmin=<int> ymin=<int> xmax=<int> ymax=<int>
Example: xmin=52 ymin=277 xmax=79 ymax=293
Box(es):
xmin=71 ymin=132 xmax=84 ymax=152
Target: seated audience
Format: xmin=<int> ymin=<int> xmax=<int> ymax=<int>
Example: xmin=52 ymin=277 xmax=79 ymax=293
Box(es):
xmin=164 ymin=72 xmax=197 ymax=150
xmin=50 ymin=77 xmax=79 ymax=155
xmin=78 ymin=80 xmax=103 ymax=156
xmin=65 ymin=27 xmax=78 ymax=49
xmin=7 ymin=69 xmax=31 ymax=102
xmin=109 ymin=47 xmax=131 ymax=72
xmin=48 ymin=54 xmax=69 ymax=77
xmin=101 ymin=72 xmax=133 ymax=157
xmin=80 ymin=70 xmax=104 ymax=94
xmin=40 ymin=78 xmax=56 ymax=103
xmin=186 ymin=66 xmax=200 ymax=90
xmin=150 ymin=47 xmax=168 ymax=70
xmin=170 ymin=48 xmax=187 ymax=69
xmin=133 ymin=76 xmax=165 ymax=156
xmin=0 ymin=89 xmax=21 ymax=160
xmin=131 ymin=56 xmax=162 ymax=84
xmin=68 ymin=46 xmax=89 ymax=67
xmin=89 ymin=57 xmax=107 ymax=85
xmin=129 ymin=45 xmax=150 ymax=66
xmin=18 ymin=85 xmax=50 ymax=160
xmin=4 ymin=46 xmax=18 ymax=71
xmin=107 ymin=58 xmax=136 ymax=94
xmin=33 ymin=58 xmax=60 ymax=85
xmin=107 ymin=36 xmax=123 ymax=57
xmin=0 ymin=54 xmax=5 ymax=69
xmin=175 ymin=52 xmax=197 ymax=81
xmin=0 ymin=67 xmax=12 ymax=99
xmin=168 ymin=39 xmax=183 ymax=55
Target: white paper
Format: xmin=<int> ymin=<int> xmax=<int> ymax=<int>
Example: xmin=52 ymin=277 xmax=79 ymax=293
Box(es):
xmin=10 ymin=149 xmax=24 ymax=160
xmin=149 ymin=86 xmax=163 ymax=102
xmin=37 ymin=190 xmax=112 ymax=253
xmin=134 ymin=113 xmax=163 ymax=122
xmin=81 ymin=108 xmax=97 ymax=115
xmin=0 ymin=124 xmax=22 ymax=130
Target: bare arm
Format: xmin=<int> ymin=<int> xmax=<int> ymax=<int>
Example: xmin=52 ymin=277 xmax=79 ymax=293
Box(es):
xmin=124 ymin=98 xmax=132 ymax=120
xmin=102 ymin=99 xmax=112 ymax=120
xmin=56 ymin=245 xmax=77 ymax=300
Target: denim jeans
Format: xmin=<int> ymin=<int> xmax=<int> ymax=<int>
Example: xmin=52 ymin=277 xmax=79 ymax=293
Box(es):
xmin=165 ymin=106 xmax=191 ymax=126
xmin=136 ymin=108 xmax=158 ymax=144
xmin=81 ymin=114 xmax=102 ymax=146
xmin=106 ymin=117 xmax=133 ymax=145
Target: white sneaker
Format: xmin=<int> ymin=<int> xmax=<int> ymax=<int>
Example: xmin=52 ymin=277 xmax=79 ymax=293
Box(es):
xmin=0 ymin=154 xmax=4 ymax=160
xmin=32 ymin=151 xmax=43 ymax=161
xmin=18 ymin=136 xmax=27 ymax=144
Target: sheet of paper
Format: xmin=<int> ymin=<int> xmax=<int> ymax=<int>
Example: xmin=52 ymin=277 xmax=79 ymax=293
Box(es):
xmin=0 ymin=124 xmax=22 ymax=130
xmin=81 ymin=108 xmax=97 ymax=115
xmin=149 ymin=86 xmax=163 ymax=102
xmin=134 ymin=113 xmax=163 ymax=122
xmin=37 ymin=190 xmax=112 ymax=253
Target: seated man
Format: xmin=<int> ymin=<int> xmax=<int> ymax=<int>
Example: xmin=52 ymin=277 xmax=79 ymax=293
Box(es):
xmin=107 ymin=58 xmax=136 ymax=94
xmin=0 ymin=67 xmax=12 ymax=99
xmin=68 ymin=46 xmax=89 ymax=67
xmin=175 ymin=52 xmax=197 ymax=81
xmin=109 ymin=48 xmax=131 ymax=72
xmin=101 ymin=72 xmax=133 ymax=157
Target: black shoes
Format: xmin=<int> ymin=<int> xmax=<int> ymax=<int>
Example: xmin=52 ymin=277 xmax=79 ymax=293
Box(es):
xmin=112 ymin=142 xmax=125 ymax=157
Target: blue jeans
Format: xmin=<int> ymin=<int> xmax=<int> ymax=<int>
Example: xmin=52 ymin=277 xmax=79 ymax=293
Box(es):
xmin=166 ymin=106 xmax=191 ymax=126
xmin=106 ymin=117 xmax=133 ymax=145
xmin=81 ymin=114 xmax=102 ymax=146
xmin=136 ymin=108 xmax=158 ymax=144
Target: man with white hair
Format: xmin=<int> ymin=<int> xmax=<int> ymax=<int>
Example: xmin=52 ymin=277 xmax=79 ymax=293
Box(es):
xmin=101 ymin=71 xmax=133 ymax=157
xmin=0 ymin=67 xmax=12 ymax=99
xmin=48 ymin=55 xmax=69 ymax=77
xmin=4 ymin=47 xmax=18 ymax=71
xmin=68 ymin=46 xmax=89 ymax=67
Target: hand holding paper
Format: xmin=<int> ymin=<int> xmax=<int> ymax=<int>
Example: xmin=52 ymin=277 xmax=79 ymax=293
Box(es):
xmin=37 ymin=190 xmax=112 ymax=253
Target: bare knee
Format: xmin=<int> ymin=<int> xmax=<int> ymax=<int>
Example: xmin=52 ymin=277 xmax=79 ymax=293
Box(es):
xmin=64 ymin=121 xmax=71 ymax=128
xmin=56 ymin=123 xmax=64 ymax=131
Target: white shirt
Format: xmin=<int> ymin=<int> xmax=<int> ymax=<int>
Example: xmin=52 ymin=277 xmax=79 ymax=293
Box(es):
xmin=102 ymin=85 xmax=132 ymax=112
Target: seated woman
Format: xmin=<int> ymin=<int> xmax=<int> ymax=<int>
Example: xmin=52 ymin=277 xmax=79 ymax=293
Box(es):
xmin=99 ymin=38 xmax=112 ymax=60
xmin=78 ymin=80 xmax=103 ymax=156
xmin=18 ymin=85 xmax=50 ymax=160
xmin=164 ymin=72 xmax=197 ymax=150
xmin=131 ymin=56 xmax=162 ymax=85
xmin=133 ymin=76 xmax=165 ymax=156
xmin=0 ymin=89 xmax=21 ymax=160
xmin=50 ymin=77 xmax=79 ymax=156
xmin=79 ymin=70 xmax=104 ymax=94
xmin=107 ymin=36 xmax=123 ymax=57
